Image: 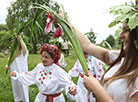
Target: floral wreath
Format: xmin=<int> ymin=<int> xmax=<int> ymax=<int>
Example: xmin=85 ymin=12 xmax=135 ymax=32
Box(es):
xmin=108 ymin=2 xmax=138 ymax=49
xmin=44 ymin=11 xmax=62 ymax=38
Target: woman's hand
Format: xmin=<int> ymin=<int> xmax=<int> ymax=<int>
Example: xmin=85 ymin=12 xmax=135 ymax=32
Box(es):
xmin=5 ymin=65 xmax=10 ymax=70
xmin=69 ymin=86 xmax=77 ymax=96
xmin=83 ymin=70 xmax=99 ymax=92
xmin=18 ymin=33 xmax=22 ymax=41
xmin=10 ymin=72 xmax=16 ymax=77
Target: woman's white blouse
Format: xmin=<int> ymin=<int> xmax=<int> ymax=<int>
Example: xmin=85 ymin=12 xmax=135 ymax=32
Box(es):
xmin=12 ymin=63 xmax=80 ymax=102
xmin=104 ymin=50 xmax=138 ymax=102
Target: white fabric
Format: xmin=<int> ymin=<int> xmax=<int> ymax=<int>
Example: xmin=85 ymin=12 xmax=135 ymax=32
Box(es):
xmin=104 ymin=50 xmax=138 ymax=102
xmin=10 ymin=50 xmax=29 ymax=102
xmin=58 ymin=53 xmax=67 ymax=68
xmin=68 ymin=55 xmax=104 ymax=102
xmin=63 ymin=42 xmax=68 ymax=49
xmin=12 ymin=63 xmax=80 ymax=102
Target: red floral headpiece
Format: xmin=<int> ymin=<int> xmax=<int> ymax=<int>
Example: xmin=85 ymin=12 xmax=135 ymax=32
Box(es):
xmin=40 ymin=44 xmax=60 ymax=63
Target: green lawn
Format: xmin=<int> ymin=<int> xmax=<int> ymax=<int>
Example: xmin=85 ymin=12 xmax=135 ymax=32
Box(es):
xmin=0 ymin=50 xmax=78 ymax=102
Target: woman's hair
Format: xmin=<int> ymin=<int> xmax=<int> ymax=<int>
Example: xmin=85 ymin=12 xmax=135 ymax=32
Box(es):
xmin=102 ymin=25 xmax=138 ymax=93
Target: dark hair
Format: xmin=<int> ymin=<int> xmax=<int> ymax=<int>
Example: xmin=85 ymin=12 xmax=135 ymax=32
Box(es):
xmin=83 ymin=51 xmax=88 ymax=54
xmin=102 ymin=25 xmax=138 ymax=93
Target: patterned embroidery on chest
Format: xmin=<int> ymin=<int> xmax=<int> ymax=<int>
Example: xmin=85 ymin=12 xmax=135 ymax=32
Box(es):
xmin=38 ymin=68 xmax=53 ymax=84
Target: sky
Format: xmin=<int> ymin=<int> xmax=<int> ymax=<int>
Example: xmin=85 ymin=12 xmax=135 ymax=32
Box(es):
xmin=0 ymin=0 xmax=135 ymax=43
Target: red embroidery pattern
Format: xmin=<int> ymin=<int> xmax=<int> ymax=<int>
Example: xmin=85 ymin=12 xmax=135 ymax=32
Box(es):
xmin=38 ymin=68 xmax=53 ymax=84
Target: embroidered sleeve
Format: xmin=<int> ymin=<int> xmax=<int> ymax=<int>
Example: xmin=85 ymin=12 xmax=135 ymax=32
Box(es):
xmin=68 ymin=59 xmax=80 ymax=77
xmin=92 ymin=57 xmax=104 ymax=80
xmin=12 ymin=64 xmax=40 ymax=86
xmin=58 ymin=67 xmax=80 ymax=100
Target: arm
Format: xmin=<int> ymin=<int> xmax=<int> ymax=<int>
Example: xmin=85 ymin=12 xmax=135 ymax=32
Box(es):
xmin=18 ymin=33 xmax=28 ymax=56
xmin=68 ymin=59 xmax=80 ymax=77
xmin=10 ymin=64 xmax=39 ymax=86
xmin=58 ymin=68 xmax=80 ymax=100
xmin=131 ymin=92 xmax=138 ymax=102
xmin=59 ymin=11 xmax=110 ymax=64
xmin=83 ymin=70 xmax=113 ymax=102
xmin=71 ymin=23 xmax=110 ymax=64
xmin=92 ymin=57 xmax=105 ymax=80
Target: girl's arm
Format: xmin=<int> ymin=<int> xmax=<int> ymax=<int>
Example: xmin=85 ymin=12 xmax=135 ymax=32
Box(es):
xmin=68 ymin=59 xmax=80 ymax=77
xmin=71 ymin=23 xmax=110 ymax=64
xmin=83 ymin=70 xmax=113 ymax=102
xmin=10 ymin=64 xmax=40 ymax=86
xmin=18 ymin=33 xmax=28 ymax=56
xmin=130 ymin=93 xmax=138 ymax=102
xmin=59 ymin=11 xmax=110 ymax=64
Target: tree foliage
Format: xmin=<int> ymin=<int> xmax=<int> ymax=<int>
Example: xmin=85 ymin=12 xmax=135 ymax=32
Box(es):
xmin=6 ymin=0 xmax=60 ymax=53
xmin=105 ymin=35 xmax=115 ymax=47
xmin=85 ymin=28 xmax=97 ymax=44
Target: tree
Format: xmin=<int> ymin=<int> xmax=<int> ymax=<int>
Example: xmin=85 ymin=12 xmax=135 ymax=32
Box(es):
xmin=6 ymin=0 xmax=60 ymax=53
xmin=0 ymin=31 xmax=11 ymax=51
xmin=0 ymin=24 xmax=8 ymax=31
xmin=105 ymin=35 xmax=115 ymax=47
xmin=85 ymin=28 xmax=97 ymax=44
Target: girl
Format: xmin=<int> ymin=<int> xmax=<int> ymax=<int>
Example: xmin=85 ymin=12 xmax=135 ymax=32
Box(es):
xmin=10 ymin=43 xmax=80 ymax=102
xmin=5 ymin=34 xmax=29 ymax=102
xmin=71 ymin=20 xmax=138 ymax=102
xmin=68 ymin=52 xmax=104 ymax=102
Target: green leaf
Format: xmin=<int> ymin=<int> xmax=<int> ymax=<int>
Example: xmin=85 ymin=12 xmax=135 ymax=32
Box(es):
xmin=127 ymin=13 xmax=138 ymax=30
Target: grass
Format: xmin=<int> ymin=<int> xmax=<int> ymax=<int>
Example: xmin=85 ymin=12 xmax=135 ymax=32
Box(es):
xmin=0 ymin=50 xmax=78 ymax=102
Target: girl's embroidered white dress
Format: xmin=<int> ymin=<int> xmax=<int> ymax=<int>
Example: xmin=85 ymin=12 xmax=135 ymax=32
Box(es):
xmin=10 ymin=50 xmax=29 ymax=102
xmin=68 ymin=55 xmax=104 ymax=102
xmin=12 ymin=63 xmax=80 ymax=102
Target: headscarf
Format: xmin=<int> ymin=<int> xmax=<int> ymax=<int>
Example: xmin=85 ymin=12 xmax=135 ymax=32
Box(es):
xmin=40 ymin=44 xmax=60 ymax=63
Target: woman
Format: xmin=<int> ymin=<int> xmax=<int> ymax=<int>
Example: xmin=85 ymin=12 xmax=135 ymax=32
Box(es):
xmin=5 ymin=34 xmax=29 ymax=102
xmin=68 ymin=52 xmax=104 ymax=102
xmin=10 ymin=43 xmax=80 ymax=102
xmin=71 ymin=19 xmax=138 ymax=102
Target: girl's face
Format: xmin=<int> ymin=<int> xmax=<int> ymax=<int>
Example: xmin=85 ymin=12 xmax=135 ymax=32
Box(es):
xmin=118 ymin=25 xmax=130 ymax=51
xmin=84 ymin=53 xmax=89 ymax=58
xmin=41 ymin=51 xmax=54 ymax=66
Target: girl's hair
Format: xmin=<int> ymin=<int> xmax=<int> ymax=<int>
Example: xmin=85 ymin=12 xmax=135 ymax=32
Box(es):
xmin=102 ymin=26 xmax=138 ymax=93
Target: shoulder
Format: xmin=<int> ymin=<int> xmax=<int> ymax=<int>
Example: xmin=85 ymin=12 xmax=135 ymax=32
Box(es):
xmin=35 ymin=63 xmax=43 ymax=69
xmin=53 ymin=64 xmax=67 ymax=75
xmin=108 ymin=50 xmax=120 ymax=63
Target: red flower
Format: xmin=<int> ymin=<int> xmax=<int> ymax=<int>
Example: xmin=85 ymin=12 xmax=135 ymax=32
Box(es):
xmin=53 ymin=27 xmax=62 ymax=38
xmin=44 ymin=15 xmax=53 ymax=34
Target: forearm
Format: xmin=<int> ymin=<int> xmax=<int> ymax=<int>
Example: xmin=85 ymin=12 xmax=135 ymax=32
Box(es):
xmin=71 ymin=23 xmax=109 ymax=64
xmin=92 ymin=82 xmax=113 ymax=102
xmin=19 ymin=38 xmax=28 ymax=55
